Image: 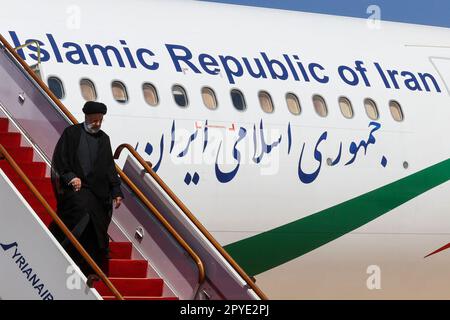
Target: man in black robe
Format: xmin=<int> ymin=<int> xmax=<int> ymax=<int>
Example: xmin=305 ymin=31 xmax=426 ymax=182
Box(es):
xmin=51 ymin=101 xmax=123 ymax=277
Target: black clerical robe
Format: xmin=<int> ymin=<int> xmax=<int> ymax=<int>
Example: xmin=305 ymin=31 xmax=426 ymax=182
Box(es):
xmin=50 ymin=123 xmax=123 ymax=274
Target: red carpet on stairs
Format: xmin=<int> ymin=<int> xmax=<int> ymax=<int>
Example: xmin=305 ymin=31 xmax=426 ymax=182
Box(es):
xmin=99 ymin=241 xmax=178 ymax=300
xmin=0 ymin=118 xmax=56 ymax=228
xmin=0 ymin=117 xmax=177 ymax=300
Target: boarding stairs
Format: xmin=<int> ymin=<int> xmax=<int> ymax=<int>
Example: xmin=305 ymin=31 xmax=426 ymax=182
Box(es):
xmin=0 ymin=34 xmax=266 ymax=300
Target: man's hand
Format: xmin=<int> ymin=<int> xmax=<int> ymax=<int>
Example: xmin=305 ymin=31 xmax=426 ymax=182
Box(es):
xmin=113 ymin=197 xmax=123 ymax=209
xmin=69 ymin=177 xmax=82 ymax=192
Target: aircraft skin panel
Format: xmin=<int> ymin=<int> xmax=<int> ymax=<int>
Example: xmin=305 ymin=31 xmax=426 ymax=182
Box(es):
xmin=254 ymin=181 xmax=450 ymax=299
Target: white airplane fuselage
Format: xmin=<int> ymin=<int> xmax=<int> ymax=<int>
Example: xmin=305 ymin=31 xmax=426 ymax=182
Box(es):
xmin=1 ymin=0 xmax=450 ymax=299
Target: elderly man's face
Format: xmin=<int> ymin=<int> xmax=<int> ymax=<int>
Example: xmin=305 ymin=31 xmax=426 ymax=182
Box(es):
xmin=85 ymin=113 xmax=103 ymax=133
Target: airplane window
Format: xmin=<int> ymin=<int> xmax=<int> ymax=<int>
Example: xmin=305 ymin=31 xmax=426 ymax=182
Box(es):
xmin=313 ymin=95 xmax=328 ymax=117
xmin=286 ymin=93 xmax=301 ymax=115
xmin=172 ymin=85 xmax=188 ymax=107
xmin=112 ymin=81 xmax=128 ymax=104
xmin=339 ymin=97 xmax=354 ymax=119
xmin=47 ymin=76 xmax=65 ymax=100
xmin=258 ymin=91 xmax=274 ymax=113
xmin=389 ymin=100 xmax=404 ymax=122
xmin=80 ymin=79 xmax=97 ymax=101
xmin=143 ymin=83 xmax=159 ymax=106
xmin=231 ymin=89 xmax=246 ymax=111
xmin=201 ymin=87 xmax=218 ymax=110
xmin=364 ymin=98 xmax=379 ymax=120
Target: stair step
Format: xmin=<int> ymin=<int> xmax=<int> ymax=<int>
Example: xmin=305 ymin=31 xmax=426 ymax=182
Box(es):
xmin=0 ymin=166 xmax=57 ymax=214
xmin=30 ymin=178 xmax=54 ymax=194
xmin=1 ymin=164 xmax=46 ymax=180
xmin=18 ymin=162 xmax=47 ymax=178
xmin=0 ymin=160 xmax=11 ymax=170
xmin=94 ymin=278 xmax=164 ymax=297
xmin=0 ymin=132 xmax=21 ymax=148
xmin=2 ymin=176 xmax=52 ymax=198
xmin=108 ymin=259 xmax=148 ymax=278
xmin=0 ymin=161 xmax=19 ymax=180
xmin=5 ymin=147 xmax=34 ymax=162
xmin=15 ymin=163 xmax=46 ymax=178
xmin=0 ymin=118 xmax=8 ymax=132
xmin=109 ymin=242 xmax=132 ymax=259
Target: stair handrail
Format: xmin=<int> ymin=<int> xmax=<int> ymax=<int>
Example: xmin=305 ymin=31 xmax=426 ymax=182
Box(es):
xmin=0 ymin=33 xmax=206 ymax=299
xmin=116 ymin=161 xmax=206 ymax=297
xmin=0 ymin=145 xmax=124 ymax=300
xmin=13 ymin=40 xmax=42 ymax=77
xmin=114 ymin=143 xmax=268 ymax=300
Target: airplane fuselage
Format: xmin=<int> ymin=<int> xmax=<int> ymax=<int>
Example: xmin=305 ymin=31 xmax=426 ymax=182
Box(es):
xmin=2 ymin=0 xmax=450 ymax=299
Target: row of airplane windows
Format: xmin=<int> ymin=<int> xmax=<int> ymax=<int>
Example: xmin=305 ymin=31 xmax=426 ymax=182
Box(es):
xmin=47 ymin=76 xmax=405 ymax=122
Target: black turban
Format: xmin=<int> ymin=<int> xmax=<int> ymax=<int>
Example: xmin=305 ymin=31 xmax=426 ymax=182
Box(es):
xmin=82 ymin=101 xmax=107 ymax=115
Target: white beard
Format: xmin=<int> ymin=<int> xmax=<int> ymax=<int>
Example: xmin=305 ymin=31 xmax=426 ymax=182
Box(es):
xmin=83 ymin=122 xmax=100 ymax=134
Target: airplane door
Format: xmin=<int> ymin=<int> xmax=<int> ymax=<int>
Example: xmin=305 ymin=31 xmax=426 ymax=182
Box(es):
xmin=430 ymin=57 xmax=450 ymax=96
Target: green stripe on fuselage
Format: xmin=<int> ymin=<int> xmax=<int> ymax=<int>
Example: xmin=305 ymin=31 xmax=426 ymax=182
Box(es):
xmin=224 ymin=158 xmax=450 ymax=276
